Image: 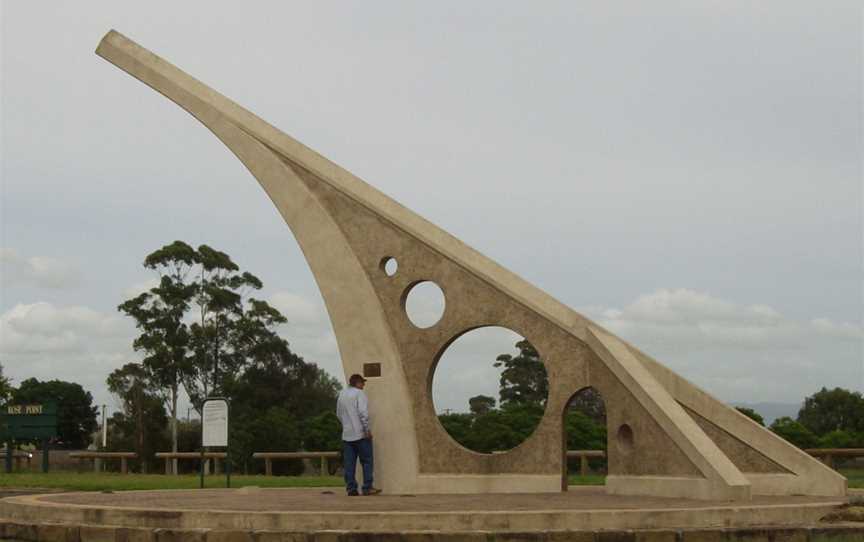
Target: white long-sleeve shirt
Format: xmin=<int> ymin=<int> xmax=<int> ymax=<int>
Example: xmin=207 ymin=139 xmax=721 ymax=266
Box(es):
xmin=336 ymin=386 xmax=370 ymax=442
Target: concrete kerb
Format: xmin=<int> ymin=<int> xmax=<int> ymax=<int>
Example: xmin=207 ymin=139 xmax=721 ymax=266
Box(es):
xmin=1 ymin=488 xmax=860 ymax=541
xmin=0 ymin=495 xmax=847 ymax=533
xmin=1 ymin=521 xmax=864 ymax=541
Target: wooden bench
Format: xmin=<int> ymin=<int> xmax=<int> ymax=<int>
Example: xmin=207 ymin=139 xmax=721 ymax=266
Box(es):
xmin=805 ymin=448 xmax=864 ymax=469
xmin=69 ymin=452 xmax=137 ymax=474
xmin=155 ymin=452 xmax=227 ymax=475
xmin=1 ymin=449 xmax=34 ymax=472
xmin=566 ymin=450 xmax=606 ymax=476
xmin=253 ymin=451 xmax=340 ymax=476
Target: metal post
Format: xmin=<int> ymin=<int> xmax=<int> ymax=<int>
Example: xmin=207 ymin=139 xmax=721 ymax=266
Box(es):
xmin=200 ymin=448 xmax=205 ymax=489
xmin=42 ymin=438 xmax=50 ymax=473
xmin=101 ymin=405 xmax=107 ymax=448
xmin=226 ymin=447 xmax=231 ymax=489
xmin=5 ymin=441 xmax=12 ymax=473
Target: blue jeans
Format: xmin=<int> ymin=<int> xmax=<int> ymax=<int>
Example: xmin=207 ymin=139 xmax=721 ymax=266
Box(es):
xmin=343 ymin=438 xmax=373 ymax=493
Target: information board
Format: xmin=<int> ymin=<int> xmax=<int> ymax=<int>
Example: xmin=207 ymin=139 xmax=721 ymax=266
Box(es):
xmin=202 ymin=399 xmax=228 ymax=447
xmin=0 ymin=402 xmax=58 ymax=440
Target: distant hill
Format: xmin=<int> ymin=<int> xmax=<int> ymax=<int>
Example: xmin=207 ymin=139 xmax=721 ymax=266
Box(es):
xmin=732 ymin=402 xmax=801 ymax=425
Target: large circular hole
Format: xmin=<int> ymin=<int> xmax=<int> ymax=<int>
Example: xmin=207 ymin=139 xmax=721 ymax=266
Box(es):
xmin=432 ymin=326 xmax=549 ymax=453
xmin=404 ymin=281 xmax=445 ymax=328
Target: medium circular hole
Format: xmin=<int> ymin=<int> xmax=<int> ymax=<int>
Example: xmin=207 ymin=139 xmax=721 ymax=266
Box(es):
xmin=403 ymin=281 xmax=445 ymax=328
xmin=432 ymin=326 xmax=549 ymax=454
xmin=617 ymin=424 xmax=634 ymax=452
xmin=380 ymin=257 xmax=398 ymax=277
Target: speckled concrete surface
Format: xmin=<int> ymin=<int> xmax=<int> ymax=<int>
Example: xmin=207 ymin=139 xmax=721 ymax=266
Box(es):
xmin=36 ymin=486 xmax=844 ymax=513
xmin=0 ymin=487 xmax=853 ymax=535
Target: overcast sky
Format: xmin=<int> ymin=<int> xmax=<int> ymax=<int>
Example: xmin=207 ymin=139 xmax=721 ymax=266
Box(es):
xmin=1 ymin=2 xmax=861 ymax=421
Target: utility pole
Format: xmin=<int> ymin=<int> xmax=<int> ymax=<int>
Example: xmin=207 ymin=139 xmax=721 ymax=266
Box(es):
xmin=95 ymin=404 xmax=107 ymax=473
xmin=101 ymin=405 xmax=107 ymax=448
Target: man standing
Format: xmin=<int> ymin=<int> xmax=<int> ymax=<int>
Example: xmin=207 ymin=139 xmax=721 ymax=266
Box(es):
xmin=336 ymin=373 xmax=380 ymax=496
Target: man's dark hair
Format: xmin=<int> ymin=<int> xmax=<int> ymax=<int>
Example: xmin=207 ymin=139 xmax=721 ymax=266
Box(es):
xmin=349 ymin=374 xmax=365 ymax=387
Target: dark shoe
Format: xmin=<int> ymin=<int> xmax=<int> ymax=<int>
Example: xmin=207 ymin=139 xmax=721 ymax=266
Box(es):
xmin=347 ymin=490 xmax=359 ymax=496
xmin=362 ymin=488 xmax=382 ymax=496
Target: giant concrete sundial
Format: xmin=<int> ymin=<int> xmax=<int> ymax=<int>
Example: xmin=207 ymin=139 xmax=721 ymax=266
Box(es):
xmin=95 ymin=30 xmax=845 ymax=501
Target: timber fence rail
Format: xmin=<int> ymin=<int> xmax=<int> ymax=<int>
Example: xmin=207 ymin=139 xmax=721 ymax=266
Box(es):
xmin=805 ymin=447 xmax=864 ymax=469
xmin=0 ymin=450 xmax=34 ymax=471
xmin=566 ymin=450 xmax=606 ymax=476
xmin=155 ymin=452 xmax=227 ymax=475
xmin=68 ymin=452 xmax=137 ymax=474
xmin=250 ymin=450 xmax=605 ymax=477
xmin=252 ymin=452 xmax=340 ymax=476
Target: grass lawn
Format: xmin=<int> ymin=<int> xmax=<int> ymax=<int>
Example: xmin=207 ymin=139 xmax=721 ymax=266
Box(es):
xmin=841 ymin=468 xmax=864 ymax=489
xmin=567 ymin=474 xmax=606 ymax=486
xmin=0 ymin=472 xmax=343 ymax=492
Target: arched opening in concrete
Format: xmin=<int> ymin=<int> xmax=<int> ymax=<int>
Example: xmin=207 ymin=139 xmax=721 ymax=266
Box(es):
xmin=431 ymin=326 xmax=549 ymax=454
xmin=562 ymin=387 xmax=607 ymax=489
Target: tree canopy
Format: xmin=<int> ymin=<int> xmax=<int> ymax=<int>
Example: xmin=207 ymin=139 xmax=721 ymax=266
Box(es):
xmin=769 ymin=417 xmax=819 ymax=449
xmin=468 ymin=395 xmax=495 ymax=416
xmin=0 ymin=363 xmax=13 ymax=402
xmin=494 ymin=340 xmax=548 ymax=407
xmin=114 ymin=241 xmax=342 ymax=473
xmin=118 ymin=241 xmax=291 ymax=466
xmin=106 ymin=362 xmax=168 ymax=472
xmin=12 ymin=378 xmax=98 ymax=448
xmin=797 ymin=387 xmax=864 ymax=436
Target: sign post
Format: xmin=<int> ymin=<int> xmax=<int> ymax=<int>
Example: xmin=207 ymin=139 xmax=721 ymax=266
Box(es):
xmin=42 ymin=438 xmax=50 ymax=473
xmin=201 ymin=398 xmax=230 ymax=489
xmin=0 ymin=402 xmax=58 ymax=473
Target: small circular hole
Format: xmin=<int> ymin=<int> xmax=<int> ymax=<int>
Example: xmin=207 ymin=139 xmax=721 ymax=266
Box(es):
xmin=617 ymin=424 xmax=634 ymax=452
xmin=380 ymin=257 xmax=398 ymax=277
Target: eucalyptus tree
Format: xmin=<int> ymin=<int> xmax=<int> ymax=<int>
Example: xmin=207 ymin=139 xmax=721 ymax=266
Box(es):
xmin=107 ymin=362 xmax=166 ymax=471
xmin=493 ymin=340 xmax=549 ymax=407
xmin=184 ymin=246 xmax=287 ymax=411
xmin=119 ymin=241 xmax=292 ymax=468
xmin=12 ymin=378 xmax=98 ymax=448
xmin=0 ymin=363 xmax=13 ymax=401
xmin=119 ymin=241 xmax=197 ymax=471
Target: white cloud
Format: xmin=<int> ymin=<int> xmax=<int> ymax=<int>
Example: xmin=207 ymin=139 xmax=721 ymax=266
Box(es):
xmin=586 ymin=288 xmax=862 ymax=351
xmin=121 ymin=278 xmax=160 ymax=300
xmin=1 ymin=302 xmax=129 ymax=353
xmin=810 ymin=317 xmax=864 ymax=340
xmin=269 ymin=291 xmax=326 ymax=325
xmin=0 ymin=302 xmax=139 ymax=410
xmin=579 ymin=289 xmax=863 ymax=402
xmin=0 ymin=248 xmax=83 ymax=289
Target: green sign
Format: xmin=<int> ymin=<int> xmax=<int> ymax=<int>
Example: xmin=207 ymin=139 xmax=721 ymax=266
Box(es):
xmin=0 ymin=402 xmax=58 ymax=440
